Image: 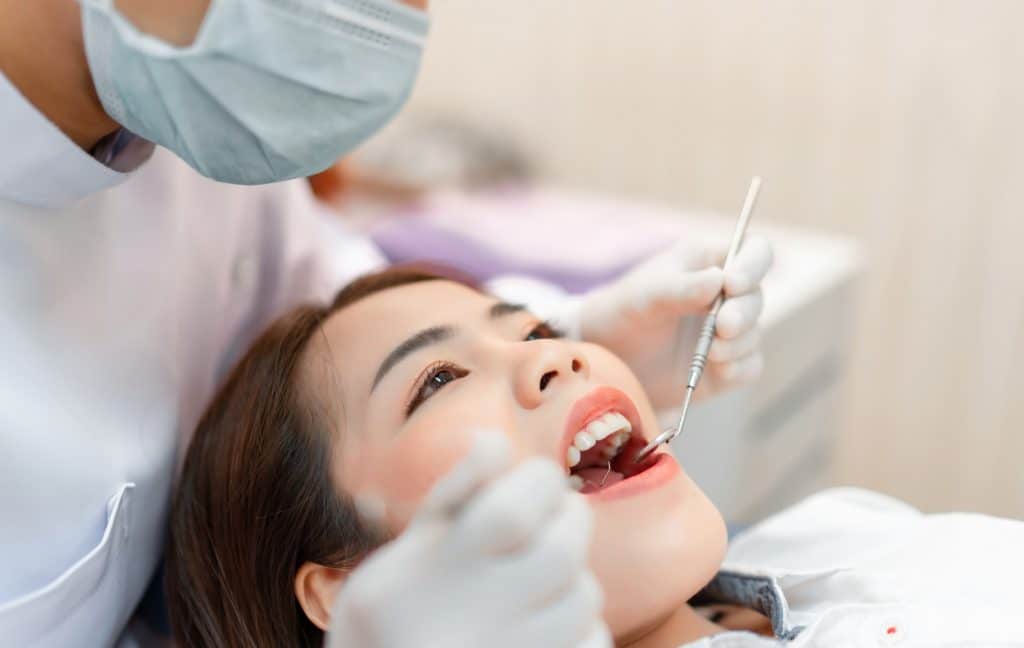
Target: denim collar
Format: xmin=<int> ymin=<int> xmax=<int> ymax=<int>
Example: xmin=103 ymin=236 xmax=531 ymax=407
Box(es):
xmin=691 ymin=570 xmax=805 ymax=641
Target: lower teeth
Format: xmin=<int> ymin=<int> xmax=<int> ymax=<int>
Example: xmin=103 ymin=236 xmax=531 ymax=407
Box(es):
xmin=569 ymin=430 xmax=636 ymax=491
xmin=570 ymin=464 xmax=628 ymax=493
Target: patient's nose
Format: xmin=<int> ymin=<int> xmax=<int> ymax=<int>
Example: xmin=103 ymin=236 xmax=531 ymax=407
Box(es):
xmin=516 ymin=342 xmax=589 ymax=408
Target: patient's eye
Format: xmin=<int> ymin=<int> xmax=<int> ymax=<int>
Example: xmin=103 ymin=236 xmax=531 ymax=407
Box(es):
xmin=406 ymin=361 xmax=468 ymax=417
xmin=524 ymin=321 xmax=564 ymax=341
xmin=404 ymin=322 xmax=563 ymax=417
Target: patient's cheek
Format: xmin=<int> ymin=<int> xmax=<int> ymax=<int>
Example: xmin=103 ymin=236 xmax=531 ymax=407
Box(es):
xmin=374 ymin=393 xmax=525 ymax=505
xmin=342 ymin=424 xmax=478 ymax=515
xmin=383 ymin=431 xmax=476 ymax=503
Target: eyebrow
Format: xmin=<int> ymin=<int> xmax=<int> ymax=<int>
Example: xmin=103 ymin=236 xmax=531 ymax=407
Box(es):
xmin=488 ymin=302 xmax=526 ymax=318
xmin=369 ymin=301 xmax=528 ymax=393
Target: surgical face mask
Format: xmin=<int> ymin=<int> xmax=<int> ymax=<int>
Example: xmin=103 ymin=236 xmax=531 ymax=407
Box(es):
xmin=80 ymin=0 xmax=428 ymax=185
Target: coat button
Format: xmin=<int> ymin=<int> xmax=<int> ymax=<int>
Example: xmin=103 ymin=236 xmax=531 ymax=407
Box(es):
xmin=232 ymin=253 xmax=257 ymax=291
xmin=878 ymin=618 xmax=904 ymax=645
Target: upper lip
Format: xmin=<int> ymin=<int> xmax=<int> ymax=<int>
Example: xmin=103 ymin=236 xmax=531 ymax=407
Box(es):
xmin=560 ymin=386 xmax=644 ymax=471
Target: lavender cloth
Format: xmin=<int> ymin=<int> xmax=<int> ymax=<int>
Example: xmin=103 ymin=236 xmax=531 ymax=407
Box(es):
xmin=370 ymin=218 xmax=644 ymax=294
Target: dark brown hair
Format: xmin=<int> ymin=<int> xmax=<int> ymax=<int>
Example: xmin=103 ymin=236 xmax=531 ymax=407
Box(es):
xmin=166 ymin=267 xmax=447 ymax=647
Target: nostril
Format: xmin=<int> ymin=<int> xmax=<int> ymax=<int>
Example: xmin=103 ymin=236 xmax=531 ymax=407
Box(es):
xmin=571 ymin=359 xmax=582 ymax=373
xmin=539 ymin=370 xmax=557 ymax=391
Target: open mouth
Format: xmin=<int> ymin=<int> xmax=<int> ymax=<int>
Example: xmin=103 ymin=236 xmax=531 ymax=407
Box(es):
xmin=562 ymin=388 xmax=662 ymax=495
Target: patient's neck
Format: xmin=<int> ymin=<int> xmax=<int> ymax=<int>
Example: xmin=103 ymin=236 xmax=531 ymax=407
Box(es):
xmin=618 ymin=604 xmax=721 ymax=648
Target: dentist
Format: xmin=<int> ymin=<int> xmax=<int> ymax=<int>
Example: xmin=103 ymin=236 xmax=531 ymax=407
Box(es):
xmin=0 ymin=0 xmax=770 ymax=646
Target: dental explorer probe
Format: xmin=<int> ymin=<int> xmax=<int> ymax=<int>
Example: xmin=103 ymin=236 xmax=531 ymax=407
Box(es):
xmin=633 ymin=177 xmax=762 ymax=464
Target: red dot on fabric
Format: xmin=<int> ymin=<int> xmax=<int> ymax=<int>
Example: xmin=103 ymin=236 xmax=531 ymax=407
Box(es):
xmin=886 ymin=626 xmax=897 ymax=635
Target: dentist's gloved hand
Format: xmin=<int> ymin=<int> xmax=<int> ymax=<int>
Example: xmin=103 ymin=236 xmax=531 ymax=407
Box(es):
xmin=578 ymin=235 xmax=773 ymax=409
xmin=327 ymin=432 xmax=611 ymax=648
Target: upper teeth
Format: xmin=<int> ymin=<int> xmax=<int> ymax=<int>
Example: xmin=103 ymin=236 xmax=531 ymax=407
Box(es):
xmin=566 ymin=411 xmax=632 ymax=468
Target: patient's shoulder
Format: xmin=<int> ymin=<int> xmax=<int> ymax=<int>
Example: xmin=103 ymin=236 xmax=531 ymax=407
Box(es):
xmin=731 ymin=488 xmax=919 ymax=544
xmin=721 ymin=488 xmax=919 ymax=573
xmin=722 ymin=487 xmax=1024 ymax=579
xmin=775 ymin=487 xmax=923 ymax=522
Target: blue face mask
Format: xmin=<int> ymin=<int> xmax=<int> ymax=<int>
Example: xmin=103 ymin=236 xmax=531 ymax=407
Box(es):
xmin=80 ymin=0 xmax=427 ymax=185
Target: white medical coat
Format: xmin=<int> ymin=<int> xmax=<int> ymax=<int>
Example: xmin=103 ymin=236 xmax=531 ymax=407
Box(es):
xmin=0 ymin=71 xmax=385 ymax=646
xmin=684 ymin=488 xmax=1024 ymax=647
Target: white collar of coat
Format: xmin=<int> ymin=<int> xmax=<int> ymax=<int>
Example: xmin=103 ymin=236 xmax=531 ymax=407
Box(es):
xmin=0 ymin=71 xmax=153 ymax=209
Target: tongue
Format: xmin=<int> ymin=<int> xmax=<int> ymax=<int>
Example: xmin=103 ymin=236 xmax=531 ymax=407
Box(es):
xmin=574 ymin=466 xmax=625 ymax=494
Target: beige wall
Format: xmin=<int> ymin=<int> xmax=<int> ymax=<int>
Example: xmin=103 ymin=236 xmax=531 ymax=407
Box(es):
xmin=393 ymin=0 xmax=1024 ymax=516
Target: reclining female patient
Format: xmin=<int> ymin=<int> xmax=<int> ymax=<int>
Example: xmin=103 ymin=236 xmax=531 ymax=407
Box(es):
xmin=166 ymin=268 xmax=1024 ymax=647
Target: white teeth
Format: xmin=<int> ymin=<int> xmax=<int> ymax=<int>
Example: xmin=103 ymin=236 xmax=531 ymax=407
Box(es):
xmin=585 ymin=411 xmax=633 ymax=442
xmin=586 ymin=415 xmax=616 ymax=441
xmin=612 ymin=412 xmax=633 ymax=433
xmin=567 ymin=445 xmax=581 ymax=468
xmin=566 ymin=411 xmax=635 ymax=469
xmin=567 ymin=475 xmax=584 ymax=491
xmin=573 ymin=430 xmax=596 ymax=451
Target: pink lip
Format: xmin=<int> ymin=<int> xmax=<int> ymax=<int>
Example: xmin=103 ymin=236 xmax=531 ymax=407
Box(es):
xmin=561 ymin=386 xmax=645 ymax=470
xmin=561 ymin=386 xmax=680 ymax=501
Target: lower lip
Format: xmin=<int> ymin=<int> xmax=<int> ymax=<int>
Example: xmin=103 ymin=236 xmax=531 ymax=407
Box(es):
xmin=584 ymin=453 xmax=680 ymax=502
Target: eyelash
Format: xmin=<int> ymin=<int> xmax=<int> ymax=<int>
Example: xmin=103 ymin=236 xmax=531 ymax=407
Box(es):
xmin=404 ymin=321 xmax=565 ymax=417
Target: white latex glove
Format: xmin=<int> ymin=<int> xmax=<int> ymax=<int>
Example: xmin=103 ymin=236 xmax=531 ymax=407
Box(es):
xmin=327 ymin=432 xmax=611 ymax=648
xmin=577 ymin=235 xmax=773 ymax=409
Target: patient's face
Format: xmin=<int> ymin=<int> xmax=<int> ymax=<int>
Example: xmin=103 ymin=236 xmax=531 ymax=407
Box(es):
xmin=310 ymin=280 xmax=726 ymax=637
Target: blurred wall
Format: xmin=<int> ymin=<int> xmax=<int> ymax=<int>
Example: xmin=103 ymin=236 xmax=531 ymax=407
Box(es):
xmin=390 ymin=0 xmax=1024 ymax=516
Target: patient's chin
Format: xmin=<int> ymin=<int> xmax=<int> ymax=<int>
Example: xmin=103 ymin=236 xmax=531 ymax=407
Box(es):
xmin=590 ymin=475 xmax=727 ymax=638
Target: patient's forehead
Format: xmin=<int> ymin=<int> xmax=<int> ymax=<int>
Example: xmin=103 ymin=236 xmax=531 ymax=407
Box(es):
xmin=329 ymin=279 xmax=488 ymax=339
xmin=308 ymin=280 xmax=491 ymax=387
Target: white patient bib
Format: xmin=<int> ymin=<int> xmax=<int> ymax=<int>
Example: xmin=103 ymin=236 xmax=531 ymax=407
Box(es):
xmin=682 ymin=488 xmax=1024 ymax=647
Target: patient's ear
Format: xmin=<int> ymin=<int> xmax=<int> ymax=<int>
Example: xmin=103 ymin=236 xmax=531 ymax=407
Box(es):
xmin=295 ymin=562 xmax=347 ymax=631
